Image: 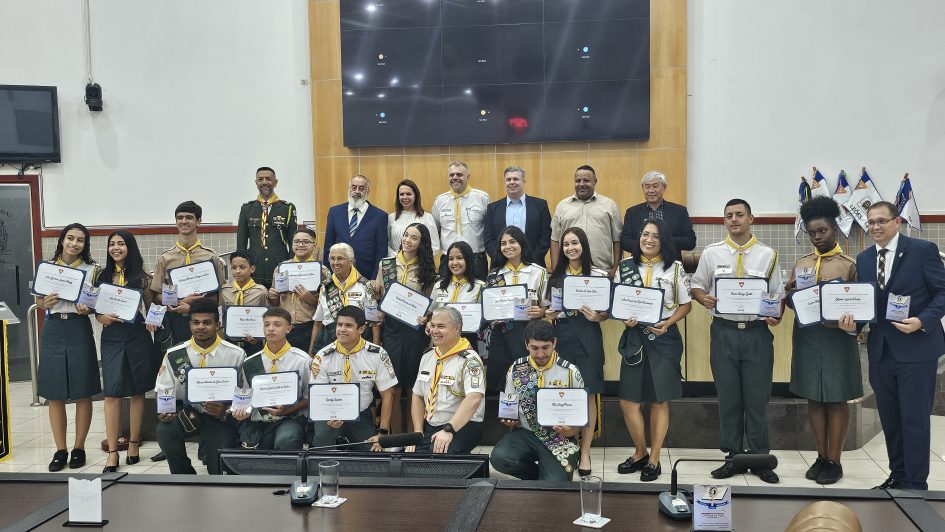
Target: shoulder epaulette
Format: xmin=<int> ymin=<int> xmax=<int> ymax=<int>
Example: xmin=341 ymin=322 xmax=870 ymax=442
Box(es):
xmin=511 ymin=356 xmax=530 ymax=366
xmin=366 ymin=344 xmax=381 ymax=353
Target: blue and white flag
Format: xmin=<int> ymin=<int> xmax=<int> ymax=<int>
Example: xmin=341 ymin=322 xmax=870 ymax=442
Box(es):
xmin=810 ymin=167 xmax=831 ymax=199
xmin=895 ymin=173 xmax=921 ymax=230
xmin=794 ymin=176 xmax=813 ymax=243
xmin=832 ymin=170 xmax=855 ymax=238
xmin=844 ymin=168 xmax=884 ymax=232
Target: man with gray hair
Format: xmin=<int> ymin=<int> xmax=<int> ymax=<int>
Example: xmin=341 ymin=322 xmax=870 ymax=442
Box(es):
xmin=484 ymin=165 xmax=553 ymax=267
xmin=431 ymin=161 xmax=491 ymax=279
xmin=620 ymin=170 xmax=697 ymax=254
xmin=323 ymin=174 xmax=389 ymax=278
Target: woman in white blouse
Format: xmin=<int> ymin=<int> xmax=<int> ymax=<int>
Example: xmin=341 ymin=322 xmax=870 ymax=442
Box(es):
xmin=387 ymin=179 xmax=440 ymax=258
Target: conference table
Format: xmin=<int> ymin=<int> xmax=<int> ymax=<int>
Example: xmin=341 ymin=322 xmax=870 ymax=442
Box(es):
xmin=3 ymin=473 xmax=944 ymax=531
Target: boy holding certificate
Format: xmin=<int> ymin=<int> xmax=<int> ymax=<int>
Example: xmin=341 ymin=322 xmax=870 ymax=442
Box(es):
xmin=154 ymin=299 xmax=247 ymax=474
xmin=267 ymin=228 xmax=320 ymax=351
xmin=490 ymin=320 xmax=585 ymax=481
xmin=220 ymin=251 xmax=270 ymax=354
xmin=690 ymin=199 xmax=783 ymax=484
xmin=150 ymin=201 xmax=226 ymax=345
xmin=234 ymin=307 xmax=311 ymax=450
xmin=310 ymin=306 xmax=398 ymax=450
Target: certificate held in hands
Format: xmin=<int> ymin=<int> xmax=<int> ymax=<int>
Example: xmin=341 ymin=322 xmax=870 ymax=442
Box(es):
xmin=379 ymin=282 xmax=432 ymax=329
xmin=309 ymin=384 xmax=360 ymax=421
xmin=714 ymin=278 xmax=768 ymax=315
xmin=251 ymin=371 xmax=301 ymax=408
xmin=562 ymin=276 xmax=612 ymax=312
xmin=32 ymin=261 xmax=87 ymax=302
xmin=481 ymin=285 xmax=527 ymax=321
xmin=94 ymin=283 xmax=143 ymax=322
xmin=224 ymin=306 xmax=267 ymax=339
xmin=536 ymin=388 xmax=589 ymax=427
xmin=186 ymin=367 xmax=239 ymax=403
xmin=446 ymin=303 xmax=482 ymax=333
xmin=277 ymin=261 xmax=322 ymax=292
xmin=168 ymin=260 xmax=221 ymax=298
xmin=610 ymin=285 xmax=664 ymax=325
xmin=789 ymin=285 xmax=822 ymax=327
xmin=820 ymin=282 xmax=876 ymax=323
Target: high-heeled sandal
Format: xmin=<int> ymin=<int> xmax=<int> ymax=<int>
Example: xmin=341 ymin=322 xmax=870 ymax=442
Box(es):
xmin=578 ymin=456 xmax=592 ymax=477
xmin=126 ymin=439 xmax=141 ymax=465
xmin=103 ymin=450 xmax=120 ymax=473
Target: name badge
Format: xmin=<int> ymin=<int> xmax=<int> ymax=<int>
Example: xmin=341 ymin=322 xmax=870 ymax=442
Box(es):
xmin=715 ymin=266 xmax=734 ymax=277
xmin=273 ymin=272 xmax=290 ymax=293
xmin=364 ymin=299 xmax=380 ymax=322
xmin=230 ymin=387 xmax=253 ymax=414
xmin=416 ymin=371 xmax=431 ymax=383
xmin=886 ymin=293 xmax=911 ymax=322
xmin=435 ymin=293 xmax=449 ymax=303
xmin=513 ymin=297 xmax=530 ymax=321
xmin=439 ymin=376 xmax=456 ymax=387
xmin=498 ymin=393 xmax=519 ymax=419
xmin=441 ymin=209 xmax=453 ymax=217
xmin=550 ymin=288 xmax=563 ymax=312
xmin=162 ymin=283 xmax=179 ymax=307
xmin=759 ymin=293 xmax=782 ymax=318
xmin=795 ymin=268 xmax=816 ymax=290
xmin=157 ymin=388 xmax=176 ymax=414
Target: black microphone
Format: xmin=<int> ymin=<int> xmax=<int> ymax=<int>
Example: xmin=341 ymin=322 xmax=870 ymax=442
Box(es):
xmin=658 ymin=454 xmax=778 ymax=520
xmin=377 ymin=431 xmax=423 ymax=448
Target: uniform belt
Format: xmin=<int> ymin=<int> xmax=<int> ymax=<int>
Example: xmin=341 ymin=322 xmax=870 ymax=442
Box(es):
xmin=712 ymin=316 xmax=765 ymax=330
xmin=50 ymin=312 xmax=83 ymax=320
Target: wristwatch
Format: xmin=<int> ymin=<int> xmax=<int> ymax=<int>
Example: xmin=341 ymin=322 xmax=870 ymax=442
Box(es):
xmin=442 ymin=423 xmax=455 ymax=434
xmin=377 ymin=427 xmax=390 ymax=435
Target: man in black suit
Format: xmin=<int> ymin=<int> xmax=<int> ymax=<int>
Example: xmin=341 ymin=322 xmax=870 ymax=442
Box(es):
xmin=619 ymin=170 xmax=696 ymax=254
xmin=484 ymin=166 xmax=552 ymax=267
xmin=839 ymin=201 xmax=945 ymax=491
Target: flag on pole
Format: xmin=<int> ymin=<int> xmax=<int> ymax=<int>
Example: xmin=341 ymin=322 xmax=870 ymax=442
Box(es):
xmin=832 ymin=170 xmax=855 ymax=238
xmin=844 ymin=168 xmax=884 ymax=232
xmin=810 ymin=167 xmax=831 ymax=199
xmin=895 ymin=173 xmax=921 ymax=231
xmin=794 ymin=176 xmax=813 ymax=243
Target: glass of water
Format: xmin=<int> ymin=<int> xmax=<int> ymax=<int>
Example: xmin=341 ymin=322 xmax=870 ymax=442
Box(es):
xmin=580 ymin=475 xmax=602 ymax=523
xmin=318 ymin=460 xmax=340 ymax=504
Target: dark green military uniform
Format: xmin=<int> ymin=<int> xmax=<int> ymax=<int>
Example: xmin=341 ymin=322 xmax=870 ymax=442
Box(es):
xmin=236 ymin=197 xmax=297 ymax=286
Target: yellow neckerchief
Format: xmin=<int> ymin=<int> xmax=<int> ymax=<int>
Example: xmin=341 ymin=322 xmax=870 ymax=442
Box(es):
xmin=528 ymin=351 xmax=558 ymax=387
xmin=189 ymin=336 xmax=222 ymax=368
xmin=639 ymin=255 xmax=663 ymax=288
xmin=449 ymin=275 xmax=467 ymax=303
xmin=449 ymin=185 xmax=471 ymax=235
xmin=114 ymin=265 xmax=126 ymax=286
xmin=257 ymin=193 xmax=280 ymax=249
xmin=332 ymin=266 xmax=360 ymax=306
xmin=724 ymin=234 xmax=758 ymax=277
xmin=289 ymin=255 xmax=315 ymax=302
xmin=397 ymin=251 xmax=418 ymax=284
xmin=263 ymin=340 xmax=292 ymax=373
xmin=335 ymin=337 xmax=366 ymax=383
xmin=425 ymin=337 xmax=471 ymax=420
xmin=507 ymin=261 xmax=525 ymax=285
xmin=233 ymin=278 xmax=256 ymax=305
xmin=813 ymin=243 xmax=843 ymax=282
xmin=175 ymin=240 xmax=202 ymax=265
xmin=566 ymin=264 xmax=583 ymax=276
xmin=56 ymin=257 xmax=83 ymax=268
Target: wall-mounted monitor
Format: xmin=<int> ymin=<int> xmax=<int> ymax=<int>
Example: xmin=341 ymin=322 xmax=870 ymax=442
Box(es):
xmin=0 ymin=85 xmax=61 ymax=164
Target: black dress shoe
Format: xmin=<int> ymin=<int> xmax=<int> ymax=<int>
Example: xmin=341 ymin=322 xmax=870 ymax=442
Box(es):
xmin=617 ymin=454 xmax=649 ymax=474
xmin=805 ymin=455 xmax=827 ymax=480
xmin=103 ymin=450 xmax=119 ymax=474
xmin=711 ymin=461 xmax=746 ymax=479
xmin=150 ymin=451 xmax=167 ymax=462
xmin=68 ymin=449 xmax=86 ymax=469
xmin=640 ymin=462 xmax=662 ymax=482
xmin=126 ymin=439 xmax=140 ymax=465
xmin=752 ymin=468 xmax=780 ymax=484
xmin=874 ymin=477 xmax=902 ymax=490
xmin=815 ymin=461 xmax=842 ymax=485
xmin=48 ymin=450 xmax=68 ymax=472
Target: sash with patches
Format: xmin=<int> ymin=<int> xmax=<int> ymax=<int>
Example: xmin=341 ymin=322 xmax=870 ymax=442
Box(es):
xmin=486 ymin=271 xmax=506 ymax=288
xmin=617 ymin=257 xmax=645 ymax=287
xmin=242 ymin=355 xmax=267 ymax=383
xmin=380 ymin=257 xmax=398 ymax=291
xmin=164 ymin=346 xmax=192 ymax=406
xmin=323 ymin=269 xmax=375 ymax=318
xmin=510 ymin=360 xmax=578 ymax=470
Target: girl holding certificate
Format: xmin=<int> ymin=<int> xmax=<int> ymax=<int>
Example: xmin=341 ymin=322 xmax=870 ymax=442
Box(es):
xmin=485 ymin=226 xmax=547 ymax=394
xmin=545 ymin=227 xmax=607 ymax=477
xmin=429 ymin=241 xmax=486 ymax=350
xmin=615 ymin=218 xmax=691 ymax=481
xmin=34 ymin=223 xmax=101 ymax=472
xmin=95 ymin=231 xmax=157 ymax=472
xmin=785 ymin=196 xmax=861 ymax=485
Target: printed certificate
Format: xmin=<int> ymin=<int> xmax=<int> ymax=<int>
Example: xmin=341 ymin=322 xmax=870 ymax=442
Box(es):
xmin=446 ymin=303 xmax=483 ymax=333
xmin=609 ymin=285 xmax=664 ymax=325
xmin=714 ymin=278 xmax=768 ymax=315
xmin=379 ymin=282 xmax=432 ymax=328
xmin=480 ymin=284 xmax=527 ymax=321
xmin=562 ymin=276 xmax=612 ymax=312
xmin=32 ymin=262 xmax=87 ymax=302
xmin=168 ymin=260 xmax=221 ymax=297
xmin=224 ymin=305 xmax=267 ymax=339
xmin=536 ymin=388 xmax=589 ymax=427
xmin=277 ymin=261 xmax=323 ymax=292
xmin=308 ymin=384 xmax=360 ymax=421
xmin=94 ymin=283 xmax=143 ymax=322
xmin=251 ymin=371 xmax=301 ymax=408
xmin=820 ymin=282 xmax=876 ymax=323
xmin=186 ymin=367 xmax=239 ymax=403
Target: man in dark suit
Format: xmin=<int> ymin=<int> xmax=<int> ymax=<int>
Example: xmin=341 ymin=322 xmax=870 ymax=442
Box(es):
xmin=839 ymin=201 xmax=945 ymax=491
xmin=484 ymin=166 xmax=552 ymax=267
xmin=323 ymin=174 xmax=388 ymax=279
xmin=619 ymin=170 xmax=696 ymax=254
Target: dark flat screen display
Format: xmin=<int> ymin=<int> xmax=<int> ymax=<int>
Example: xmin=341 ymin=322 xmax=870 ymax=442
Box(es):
xmin=544 ymin=80 xmax=650 ymax=142
xmin=442 ymin=0 xmax=543 ymax=26
xmin=341 ymin=0 xmax=441 ymax=30
xmin=442 ymin=24 xmax=543 ymax=86
xmin=0 ymin=85 xmax=61 ymax=163
xmin=441 ymin=84 xmax=545 ymax=144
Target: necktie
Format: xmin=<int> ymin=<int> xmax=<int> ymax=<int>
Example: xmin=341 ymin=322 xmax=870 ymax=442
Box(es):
xmin=258 ymin=193 xmax=279 ymax=249
xmin=263 ymin=341 xmax=292 ymax=373
xmin=349 ymin=208 xmax=359 ymax=237
xmin=724 ymin=235 xmax=758 ymax=277
xmin=176 ymin=240 xmax=202 ymax=265
xmin=450 ymin=186 xmax=470 ymax=236
xmin=425 ymin=337 xmax=471 ymax=420
xmin=115 ymin=266 xmax=126 ymax=287
xmin=508 ymin=262 xmax=525 ymax=285
xmin=878 ymin=249 xmax=888 ymax=290
xmin=639 ymin=256 xmax=663 ymax=288
xmin=190 ymin=336 xmax=222 ymax=368
xmin=335 ymin=337 xmax=365 ymax=383
xmin=813 ymin=244 xmax=843 ymax=282
xmin=528 ymin=351 xmax=558 ymax=387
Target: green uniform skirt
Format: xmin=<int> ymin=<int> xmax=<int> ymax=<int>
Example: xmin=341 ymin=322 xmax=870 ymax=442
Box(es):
xmin=618 ymin=324 xmax=683 ymax=403
xmin=37 ymin=314 xmax=102 ymax=401
xmin=553 ymin=314 xmax=605 ymax=394
xmin=790 ymin=325 xmax=863 ymax=402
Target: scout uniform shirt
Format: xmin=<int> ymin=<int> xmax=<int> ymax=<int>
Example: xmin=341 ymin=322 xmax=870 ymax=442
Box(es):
xmin=311 ymin=339 xmax=398 ymax=412
xmin=489 ymin=262 xmax=547 ymax=306
xmin=237 ymin=195 xmax=297 ymax=284
xmin=49 ymin=260 xmax=100 ymax=314
xmin=504 ymin=354 xmax=584 ymax=432
xmin=786 ymin=246 xmax=857 ymax=290
xmin=431 ymin=277 xmax=485 ymax=311
xmin=615 ymin=259 xmax=692 ymax=320
xmin=313 ymin=267 xmax=376 ymax=326
xmin=242 ymin=344 xmax=312 ymax=421
xmin=149 ymin=241 xmax=225 ymax=297
xmin=273 ymin=259 xmax=320 ymax=325
xmin=220 ymin=278 xmax=270 ymax=307
xmin=377 ymin=252 xmax=431 ymax=295
xmin=690 ymin=235 xmax=783 ymax=321
xmin=412 ymin=342 xmax=486 ymax=426
xmin=154 ymin=338 xmax=248 ymax=413
xmin=431 ymin=187 xmax=490 ymax=253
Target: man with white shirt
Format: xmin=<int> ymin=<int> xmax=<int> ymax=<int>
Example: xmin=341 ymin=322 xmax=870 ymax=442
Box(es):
xmin=484 ymin=166 xmax=552 ymax=267
xmin=323 ymin=174 xmax=388 ymax=279
xmin=431 ymin=161 xmax=490 ymax=280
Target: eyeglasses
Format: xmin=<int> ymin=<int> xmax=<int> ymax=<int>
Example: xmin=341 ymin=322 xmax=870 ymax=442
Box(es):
xmin=640 ymin=231 xmax=661 ymax=241
xmin=865 ymin=218 xmax=894 ymax=228
xmin=292 ymin=240 xmax=315 ymax=245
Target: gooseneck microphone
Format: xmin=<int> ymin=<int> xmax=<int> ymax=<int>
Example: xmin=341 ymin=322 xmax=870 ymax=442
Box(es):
xmin=658 ymin=454 xmax=778 ymax=520
xmin=289 ymin=432 xmax=425 ymax=505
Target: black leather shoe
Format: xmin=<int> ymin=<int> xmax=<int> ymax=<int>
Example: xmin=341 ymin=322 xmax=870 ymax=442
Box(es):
xmin=126 ymin=439 xmax=140 ymax=465
xmin=711 ymin=461 xmax=746 ymax=479
xmin=640 ymin=462 xmax=662 ymax=482
xmin=805 ymin=455 xmax=827 ymax=480
xmin=150 ymin=451 xmax=167 ymax=462
xmin=752 ymin=468 xmax=780 ymax=484
xmin=68 ymin=449 xmax=86 ymax=469
xmin=617 ymin=454 xmax=649 ymax=474
xmin=103 ymin=450 xmax=119 ymax=473
xmin=815 ymin=461 xmax=842 ymax=485
xmin=48 ymin=450 xmax=68 ymax=472
xmin=874 ymin=477 xmax=902 ymax=490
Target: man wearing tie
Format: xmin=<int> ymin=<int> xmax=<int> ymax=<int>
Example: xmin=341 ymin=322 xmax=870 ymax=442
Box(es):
xmin=323 ymin=175 xmax=388 ymax=279
xmin=484 ymin=166 xmax=552 ymax=267
xmin=236 ymin=166 xmax=298 ymax=287
xmin=839 ymin=201 xmax=945 ymax=491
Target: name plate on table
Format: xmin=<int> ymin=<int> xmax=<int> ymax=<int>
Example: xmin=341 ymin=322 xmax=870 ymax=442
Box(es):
xmin=536 ymin=388 xmax=588 ymax=427
xmin=168 ymin=260 xmax=221 ymax=298
xmin=714 ymin=278 xmax=768 ymax=315
xmin=820 ymin=282 xmax=876 ymax=322
xmin=562 ymin=276 xmax=612 ymax=312
xmin=481 ymin=285 xmax=527 ymax=321
xmin=251 ymin=371 xmax=301 ymax=408
xmin=224 ymin=305 xmax=267 ymax=339
xmin=276 ymin=261 xmax=322 ymax=292
xmin=94 ymin=283 xmax=143 ymax=322
xmin=446 ymin=303 xmax=483 ymax=333
xmin=308 ymin=383 xmax=360 ymax=421
xmin=789 ymin=285 xmax=823 ymax=327
xmin=609 ymin=285 xmax=664 ymax=325
xmin=379 ymin=282 xmax=432 ymax=328
xmin=186 ymin=367 xmax=239 ymax=403
xmin=32 ymin=261 xmax=87 ymax=302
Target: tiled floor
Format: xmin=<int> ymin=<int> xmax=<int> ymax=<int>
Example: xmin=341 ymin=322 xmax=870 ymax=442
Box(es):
xmin=4 ymin=380 xmax=945 ymax=489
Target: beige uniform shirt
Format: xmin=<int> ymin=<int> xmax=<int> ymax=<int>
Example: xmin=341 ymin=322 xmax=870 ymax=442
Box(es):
xmin=220 ymin=280 xmax=270 ymax=307
xmin=413 ymin=347 xmax=486 ymax=425
xmin=786 ymin=252 xmax=857 ymax=290
xmin=149 ymin=242 xmax=225 ymax=296
xmin=551 ymin=194 xmax=623 ymax=271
